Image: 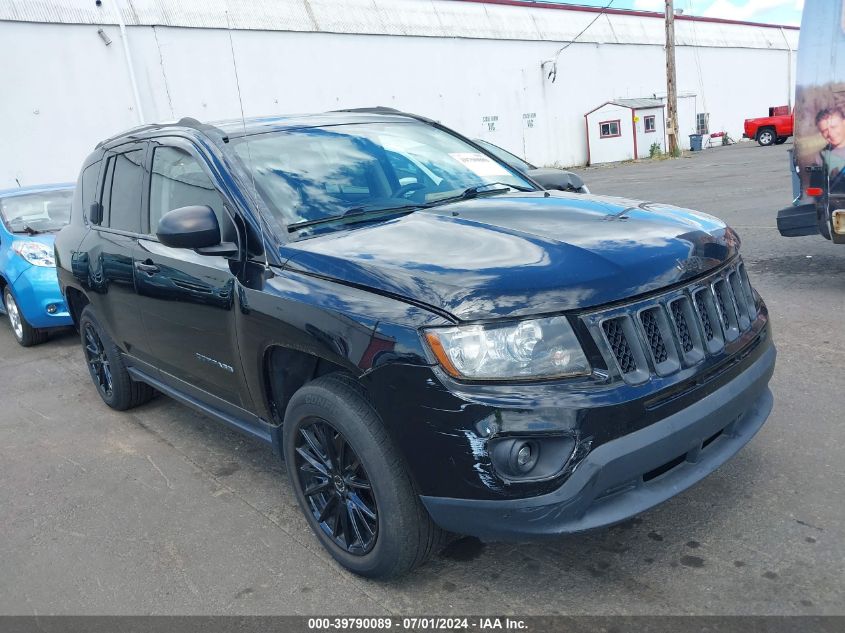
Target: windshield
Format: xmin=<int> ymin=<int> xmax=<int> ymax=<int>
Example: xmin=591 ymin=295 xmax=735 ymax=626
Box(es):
xmin=230 ymin=121 xmax=535 ymax=229
xmin=474 ymin=139 xmax=535 ymax=172
xmin=0 ymin=189 xmax=73 ymax=233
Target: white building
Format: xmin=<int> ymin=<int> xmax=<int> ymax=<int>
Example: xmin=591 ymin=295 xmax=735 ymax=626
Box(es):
xmin=0 ymin=0 xmax=799 ymax=188
xmin=585 ymin=98 xmax=667 ymax=165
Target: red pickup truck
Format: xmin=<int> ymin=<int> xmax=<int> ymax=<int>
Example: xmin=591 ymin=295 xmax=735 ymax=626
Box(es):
xmin=744 ymin=106 xmax=794 ymax=146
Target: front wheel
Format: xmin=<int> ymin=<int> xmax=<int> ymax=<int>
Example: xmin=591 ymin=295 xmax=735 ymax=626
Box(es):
xmin=757 ymin=128 xmax=775 ymax=146
xmin=3 ymin=287 xmax=47 ymax=347
xmin=283 ymin=374 xmax=443 ymax=578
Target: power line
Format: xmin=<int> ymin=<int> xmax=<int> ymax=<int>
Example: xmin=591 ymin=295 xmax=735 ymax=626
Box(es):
xmin=541 ymin=0 xmax=616 ymax=82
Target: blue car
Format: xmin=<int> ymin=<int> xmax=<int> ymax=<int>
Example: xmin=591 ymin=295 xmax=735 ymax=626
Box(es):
xmin=0 ymin=184 xmax=75 ymax=346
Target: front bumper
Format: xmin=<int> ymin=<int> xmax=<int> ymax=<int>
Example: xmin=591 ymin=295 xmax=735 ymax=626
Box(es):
xmin=421 ymin=340 xmax=775 ymax=540
xmin=8 ymin=265 xmax=72 ymax=329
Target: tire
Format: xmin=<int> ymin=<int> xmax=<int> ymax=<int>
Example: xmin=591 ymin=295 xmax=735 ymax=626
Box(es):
xmin=775 ymin=136 xmax=788 ymax=145
xmin=78 ymin=306 xmax=154 ymax=410
xmin=3 ymin=286 xmax=47 ymax=347
xmin=757 ymin=128 xmax=776 ymax=146
xmin=283 ymin=373 xmax=443 ymax=579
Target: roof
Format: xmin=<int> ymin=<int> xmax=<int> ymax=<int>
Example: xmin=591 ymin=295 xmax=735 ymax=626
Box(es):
xmin=584 ymin=99 xmax=665 ymax=117
xmin=0 ymin=0 xmax=799 ymax=51
xmin=96 ymin=109 xmax=424 ymax=148
xmin=0 ymin=183 xmax=74 ymax=199
xmin=610 ymin=98 xmax=665 ymax=109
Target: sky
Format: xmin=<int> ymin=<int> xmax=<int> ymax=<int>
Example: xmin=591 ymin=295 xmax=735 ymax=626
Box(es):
xmin=528 ymin=0 xmax=804 ymax=26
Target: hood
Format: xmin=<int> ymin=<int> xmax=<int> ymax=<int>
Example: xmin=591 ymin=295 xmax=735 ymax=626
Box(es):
xmin=281 ymin=191 xmax=739 ymax=321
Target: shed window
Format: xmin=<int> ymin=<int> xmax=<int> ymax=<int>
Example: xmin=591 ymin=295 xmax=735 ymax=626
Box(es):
xmin=644 ymin=115 xmax=656 ymax=133
xmin=696 ymin=113 xmax=710 ymax=135
xmin=599 ymin=120 xmax=621 ymax=138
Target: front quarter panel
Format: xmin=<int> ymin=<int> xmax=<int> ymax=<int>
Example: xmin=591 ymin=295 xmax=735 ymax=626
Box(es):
xmin=236 ymin=263 xmax=446 ymax=423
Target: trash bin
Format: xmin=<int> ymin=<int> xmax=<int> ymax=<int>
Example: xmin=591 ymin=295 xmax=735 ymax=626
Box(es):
xmin=689 ymin=134 xmax=703 ymax=151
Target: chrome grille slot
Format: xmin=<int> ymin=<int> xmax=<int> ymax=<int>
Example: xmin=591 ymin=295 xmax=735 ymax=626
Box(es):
xmin=713 ymin=278 xmax=740 ymax=341
xmin=727 ymin=271 xmax=751 ymax=331
xmin=670 ymin=300 xmax=693 ymax=352
xmin=669 ymin=297 xmax=704 ymax=366
xmin=602 ymin=318 xmax=637 ymax=374
xmin=637 ymin=306 xmax=681 ymax=376
xmin=640 ymin=309 xmax=668 ymax=363
xmin=737 ymin=263 xmax=758 ymax=319
xmin=692 ymin=288 xmax=725 ymax=354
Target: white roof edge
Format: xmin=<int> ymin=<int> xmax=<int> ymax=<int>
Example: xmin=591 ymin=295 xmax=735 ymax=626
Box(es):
xmin=0 ymin=0 xmax=800 ymax=50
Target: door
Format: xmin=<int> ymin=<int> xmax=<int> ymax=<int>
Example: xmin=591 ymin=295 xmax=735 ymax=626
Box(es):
xmin=83 ymin=145 xmax=148 ymax=355
xmin=134 ymin=138 xmax=253 ymax=410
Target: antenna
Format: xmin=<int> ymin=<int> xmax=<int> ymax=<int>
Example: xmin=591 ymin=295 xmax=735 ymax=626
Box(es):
xmin=225 ymin=7 xmax=270 ymax=270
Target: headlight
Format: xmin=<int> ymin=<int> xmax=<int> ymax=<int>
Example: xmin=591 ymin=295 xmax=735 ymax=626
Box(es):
xmin=424 ymin=315 xmax=590 ymax=380
xmin=12 ymin=241 xmax=55 ymax=267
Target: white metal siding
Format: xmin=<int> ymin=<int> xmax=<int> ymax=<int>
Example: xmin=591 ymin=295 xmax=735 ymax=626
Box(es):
xmin=0 ymin=1 xmax=799 ymax=187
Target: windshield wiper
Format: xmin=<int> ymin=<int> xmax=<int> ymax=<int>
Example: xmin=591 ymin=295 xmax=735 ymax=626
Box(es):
xmin=12 ymin=224 xmax=42 ymax=235
xmin=287 ymin=205 xmax=420 ymax=233
xmin=424 ymin=182 xmax=534 ymax=207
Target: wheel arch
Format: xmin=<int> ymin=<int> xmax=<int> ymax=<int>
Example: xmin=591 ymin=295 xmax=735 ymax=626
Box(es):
xmin=63 ymin=286 xmax=90 ymax=329
xmin=262 ymin=345 xmax=357 ymax=427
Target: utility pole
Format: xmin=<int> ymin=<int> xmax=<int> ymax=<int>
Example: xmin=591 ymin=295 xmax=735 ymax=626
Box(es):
xmin=665 ymin=0 xmax=679 ymax=155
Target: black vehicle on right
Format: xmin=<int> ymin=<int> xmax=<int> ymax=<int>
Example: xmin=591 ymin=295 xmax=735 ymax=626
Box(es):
xmin=778 ymin=0 xmax=845 ymax=243
xmin=473 ymin=138 xmax=590 ymax=193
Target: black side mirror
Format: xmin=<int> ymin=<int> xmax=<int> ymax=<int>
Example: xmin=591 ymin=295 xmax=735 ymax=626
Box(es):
xmin=157 ymin=205 xmax=223 ymax=250
xmin=89 ymin=202 xmax=103 ymax=225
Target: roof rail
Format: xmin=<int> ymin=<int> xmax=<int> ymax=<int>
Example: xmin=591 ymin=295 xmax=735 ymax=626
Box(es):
xmin=330 ymin=106 xmax=439 ymax=127
xmin=95 ymin=117 xmax=229 ymax=149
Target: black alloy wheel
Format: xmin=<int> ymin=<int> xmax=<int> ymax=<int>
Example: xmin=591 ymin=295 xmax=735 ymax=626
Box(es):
xmin=283 ymin=373 xmax=443 ymax=578
xmin=294 ymin=418 xmax=379 ymax=555
xmin=77 ymin=306 xmax=154 ymax=411
xmin=84 ymin=322 xmax=113 ymax=397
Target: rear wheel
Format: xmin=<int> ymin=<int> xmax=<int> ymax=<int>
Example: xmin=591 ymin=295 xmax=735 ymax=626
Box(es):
xmin=283 ymin=374 xmax=443 ymax=578
xmin=757 ymin=128 xmax=776 ymax=146
xmin=79 ymin=306 xmax=154 ymax=410
xmin=3 ymin=287 xmax=47 ymax=347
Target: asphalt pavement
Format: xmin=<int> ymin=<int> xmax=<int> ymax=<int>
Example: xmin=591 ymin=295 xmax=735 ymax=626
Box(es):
xmin=1 ymin=141 xmax=842 ymax=615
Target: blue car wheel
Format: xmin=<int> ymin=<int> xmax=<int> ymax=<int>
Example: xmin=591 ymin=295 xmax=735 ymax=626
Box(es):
xmin=3 ymin=286 xmax=47 ymax=347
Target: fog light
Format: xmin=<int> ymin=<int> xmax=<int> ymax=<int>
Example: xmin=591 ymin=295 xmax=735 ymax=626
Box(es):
xmin=489 ymin=435 xmax=576 ymax=482
xmin=509 ymin=440 xmax=539 ymax=474
xmin=46 ymin=304 xmax=58 ymax=314
xmin=517 ymin=444 xmax=532 ymax=467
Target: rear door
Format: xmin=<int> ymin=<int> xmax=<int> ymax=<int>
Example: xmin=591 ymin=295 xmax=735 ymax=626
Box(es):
xmin=84 ymin=144 xmax=148 ymax=354
xmin=134 ymin=137 xmax=254 ymax=411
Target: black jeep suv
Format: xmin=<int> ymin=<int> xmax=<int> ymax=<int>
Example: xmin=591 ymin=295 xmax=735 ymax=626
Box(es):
xmin=56 ymin=110 xmax=776 ymax=578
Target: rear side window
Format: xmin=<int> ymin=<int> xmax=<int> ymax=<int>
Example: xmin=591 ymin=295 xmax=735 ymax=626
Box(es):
xmin=76 ymin=160 xmax=101 ymax=223
xmin=103 ymin=149 xmax=144 ymax=233
xmin=149 ymin=146 xmax=227 ymax=231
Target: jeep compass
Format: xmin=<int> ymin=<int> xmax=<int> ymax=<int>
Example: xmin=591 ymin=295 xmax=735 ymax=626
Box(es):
xmin=56 ymin=110 xmax=776 ymax=578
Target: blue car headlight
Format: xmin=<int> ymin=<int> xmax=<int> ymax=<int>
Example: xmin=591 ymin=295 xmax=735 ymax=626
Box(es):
xmin=12 ymin=241 xmax=55 ymax=267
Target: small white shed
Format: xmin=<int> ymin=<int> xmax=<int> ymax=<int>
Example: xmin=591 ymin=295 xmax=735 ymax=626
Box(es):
xmin=584 ymin=99 xmax=667 ymax=165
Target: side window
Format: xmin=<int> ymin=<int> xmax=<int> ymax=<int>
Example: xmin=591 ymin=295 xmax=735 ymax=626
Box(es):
xmin=73 ymin=160 xmax=101 ymax=223
xmin=105 ymin=149 xmax=144 ymax=232
xmin=82 ymin=161 xmax=101 ymax=209
xmin=149 ymin=146 xmax=228 ymax=233
xmin=99 ymin=156 xmax=115 ymax=225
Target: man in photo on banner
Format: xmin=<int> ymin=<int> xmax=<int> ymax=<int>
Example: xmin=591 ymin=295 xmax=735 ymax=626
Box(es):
xmin=815 ymin=105 xmax=845 ymax=191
